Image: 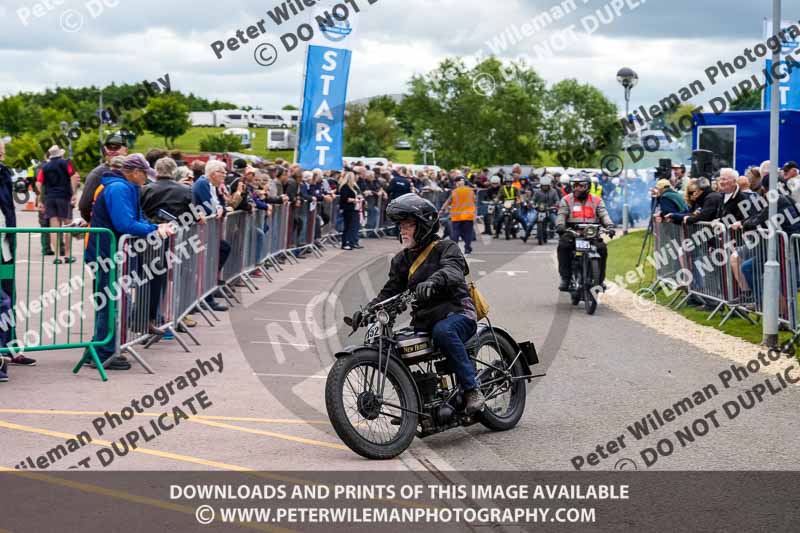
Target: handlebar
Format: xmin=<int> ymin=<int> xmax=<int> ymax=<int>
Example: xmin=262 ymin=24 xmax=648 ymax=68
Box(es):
xmin=563 ymin=224 xmax=616 ymax=239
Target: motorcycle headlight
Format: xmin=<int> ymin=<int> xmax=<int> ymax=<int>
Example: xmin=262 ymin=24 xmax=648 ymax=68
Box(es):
xmin=376 ymin=310 xmax=390 ymax=325
xmin=584 ymin=226 xmax=598 ymax=239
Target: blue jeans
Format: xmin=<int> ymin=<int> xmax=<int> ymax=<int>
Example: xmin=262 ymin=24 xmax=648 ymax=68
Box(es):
xmin=431 ymin=313 xmax=478 ymax=391
xmin=451 ymin=220 xmax=474 ymax=252
xmin=91 ymin=266 xmax=116 ymax=360
xmin=342 ymin=210 xmax=360 ymax=247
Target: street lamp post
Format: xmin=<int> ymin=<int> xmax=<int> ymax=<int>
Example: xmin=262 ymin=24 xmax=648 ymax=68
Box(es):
xmin=617 ymin=67 xmax=638 ymax=235
xmin=763 ymin=0 xmax=782 ymax=347
xmin=59 ymin=120 xmax=81 ymax=159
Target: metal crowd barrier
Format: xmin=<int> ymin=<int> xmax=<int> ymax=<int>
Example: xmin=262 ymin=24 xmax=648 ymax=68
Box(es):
xmin=0 ymin=227 xmax=118 ymax=381
xmin=644 ymin=216 xmax=797 ymax=331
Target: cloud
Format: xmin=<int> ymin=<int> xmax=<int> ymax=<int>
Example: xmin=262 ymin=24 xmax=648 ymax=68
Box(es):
xmin=0 ymin=0 xmax=782 ymax=114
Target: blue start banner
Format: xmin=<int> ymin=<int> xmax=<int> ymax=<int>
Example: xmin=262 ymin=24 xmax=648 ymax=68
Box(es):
xmin=297 ymin=45 xmax=352 ymax=170
xmin=763 ymin=19 xmax=800 ymax=110
xmin=763 ymin=58 xmax=800 ymax=110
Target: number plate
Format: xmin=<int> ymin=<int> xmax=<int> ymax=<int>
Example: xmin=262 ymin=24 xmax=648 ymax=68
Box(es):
xmin=575 ymin=239 xmax=591 ymax=250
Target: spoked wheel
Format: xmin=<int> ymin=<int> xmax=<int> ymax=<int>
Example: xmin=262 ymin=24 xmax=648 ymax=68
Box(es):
xmin=325 ymin=350 xmax=418 ymax=459
xmin=472 ymin=330 xmax=527 ymax=431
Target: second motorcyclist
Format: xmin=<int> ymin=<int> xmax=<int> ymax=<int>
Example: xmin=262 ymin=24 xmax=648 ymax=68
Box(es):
xmin=555 ymin=174 xmax=615 ymax=292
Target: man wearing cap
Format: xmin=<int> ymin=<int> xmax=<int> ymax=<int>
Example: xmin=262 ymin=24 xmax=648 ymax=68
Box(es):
xmin=84 ymin=154 xmax=174 ymax=371
xmin=653 ymin=179 xmax=688 ymax=220
xmin=36 ymin=145 xmax=80 ymax=264
xmin=783 ymin=161 xmax=800 ymax=206
xmin=79 ymin=132 xmax=128 ymax=223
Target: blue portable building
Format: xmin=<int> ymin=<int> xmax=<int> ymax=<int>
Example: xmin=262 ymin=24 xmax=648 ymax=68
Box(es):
xmin=691 ymin=110 xmax=800 ymax=175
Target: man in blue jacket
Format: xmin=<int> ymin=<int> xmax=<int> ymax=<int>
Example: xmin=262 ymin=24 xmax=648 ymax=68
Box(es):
xmin=84 ymin=154 xmax=173 ymax=371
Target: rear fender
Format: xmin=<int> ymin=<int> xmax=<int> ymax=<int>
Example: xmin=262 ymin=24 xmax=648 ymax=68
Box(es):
xmin=476 ymin=324 xmax=538 ymax=377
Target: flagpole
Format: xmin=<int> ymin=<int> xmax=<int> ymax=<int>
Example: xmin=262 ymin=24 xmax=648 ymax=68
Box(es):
xmin=294 ymin=44 xmax=310 ymax=165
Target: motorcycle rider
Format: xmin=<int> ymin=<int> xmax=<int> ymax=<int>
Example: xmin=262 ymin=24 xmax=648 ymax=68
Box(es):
xmin=482 ymin=175 xmax=502 ymax=235
xmin=526 ymin=175 xmax=560 ymax=242
xmin=558 ymin=174 xmax=571 ymax=197
xmin=556 ymin=174 xmax=615 ymax=292
xmin=494 ymin=175 xmax=522 ymax=238
xmin=366 ymin=193 xmax=485 ymax=415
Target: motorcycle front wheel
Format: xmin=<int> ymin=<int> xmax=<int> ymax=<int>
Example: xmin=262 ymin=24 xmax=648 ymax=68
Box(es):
xmin=537 ymin=221 xmax=545 ymax=245
xmin=473 ymin=330 xmax=527 ymax=431
xmin=583 ymin=257 xmax=601 ymax=315
xmin=325 ymin=351 xmax=419 ymax=460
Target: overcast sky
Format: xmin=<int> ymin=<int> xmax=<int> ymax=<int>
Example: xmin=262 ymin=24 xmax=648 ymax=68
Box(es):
xmin=0 ymin=0 xmax=796 ymax=114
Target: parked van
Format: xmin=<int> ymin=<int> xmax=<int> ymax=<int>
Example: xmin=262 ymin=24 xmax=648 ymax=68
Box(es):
xmin=249 ymin=112 xmax=290 ymax=128
xmin=213 ymin=110 xmax=249 ymax=128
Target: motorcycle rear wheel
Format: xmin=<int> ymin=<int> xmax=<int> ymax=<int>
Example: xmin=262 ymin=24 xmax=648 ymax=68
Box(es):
xmin=473 ymin=330 xmax=527 ymax=431
xmin=325 ymin=351 xmax=419 ymax=460
xmin=537 ymin=222 xmax=545 ymax=245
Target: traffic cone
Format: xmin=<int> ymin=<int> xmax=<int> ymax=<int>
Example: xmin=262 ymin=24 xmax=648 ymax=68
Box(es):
xmin=23 ymin=187 xmax=36 ymax=211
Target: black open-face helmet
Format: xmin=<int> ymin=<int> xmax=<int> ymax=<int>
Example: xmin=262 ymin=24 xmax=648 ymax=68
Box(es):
xmin=385 ymin=193 xmax=440 ymax=246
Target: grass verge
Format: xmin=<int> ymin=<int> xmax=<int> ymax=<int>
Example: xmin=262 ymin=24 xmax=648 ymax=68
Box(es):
xmin=606 ymin=230 xmax=796 ymax=347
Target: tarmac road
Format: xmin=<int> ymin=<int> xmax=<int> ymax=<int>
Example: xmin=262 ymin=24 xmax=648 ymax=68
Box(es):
xmin=2 ymin=216 xmax=798 ymax=474
xmin=234 ymin=231 xmax=800 ymax=473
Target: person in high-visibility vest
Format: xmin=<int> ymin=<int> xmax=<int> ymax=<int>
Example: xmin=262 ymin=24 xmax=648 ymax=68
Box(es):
xmin=440 ymin=176 xmax=476 ymax=254
xmin=589 ymin=175 xmax=603 ymax=197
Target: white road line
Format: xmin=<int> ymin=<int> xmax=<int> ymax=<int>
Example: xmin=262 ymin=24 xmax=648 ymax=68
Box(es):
xmin=253 ymin=372 xmax=327 ymax=379
xmin=250 ymin=341 xmax=314 ymax=347
xmin=272 ymin=289 xmax=328 ymax=294
xmin=254 ymin=318 xmax=314 ymax=323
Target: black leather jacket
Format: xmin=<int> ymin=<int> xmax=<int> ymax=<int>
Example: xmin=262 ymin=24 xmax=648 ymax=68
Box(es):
xmin=371 ymin=237 xmax=474 ymax=331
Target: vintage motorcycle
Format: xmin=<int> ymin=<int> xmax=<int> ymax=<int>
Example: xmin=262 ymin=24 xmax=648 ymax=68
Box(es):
xmin=565 ymin=223 xmax=614 ymax=315
xmin=535 ymin=203 xmax=556 ymax=245
xmin=326 ymin=291 xmax=541 ymax=460
xmin=501 ymin=200 xmax=520 ymax=240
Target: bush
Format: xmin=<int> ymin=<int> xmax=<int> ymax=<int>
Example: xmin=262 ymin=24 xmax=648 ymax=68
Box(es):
xmin=199 ymin=133 xmax=242 ymax=153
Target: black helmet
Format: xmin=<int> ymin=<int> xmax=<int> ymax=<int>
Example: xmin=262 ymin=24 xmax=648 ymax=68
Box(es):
xmin=502 ymin=174 xmax=513 ymax=184
xmin=385 ymin=193 xmax=440 ymax=246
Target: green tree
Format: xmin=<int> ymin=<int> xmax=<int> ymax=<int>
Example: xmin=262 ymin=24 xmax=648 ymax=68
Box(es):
xmin=344 ymin=104 xmax=399 ymax=158
xmin=398 ymin=57 xmax=546 ymax=168
xmin=143 ymin=95 xmax=190 ymax=148
xmin=542 ymin=79 xmax=620 ymax=167
xmin=199 ymin=133 xmax=242 ymax=153
xmin=282 ymin=104 xmax=298 ymax=111
xmin=730 ymin=88 xmax=762 ymax=110
xmin=0 ymin=96 xmax=41 ymax=136
xmin=367 ymin=95 xmax=397 ymax=117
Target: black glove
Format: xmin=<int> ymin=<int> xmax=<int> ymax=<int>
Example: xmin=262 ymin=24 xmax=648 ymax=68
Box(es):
xmin=607 ymin=229 xmax=616 ymax=239
xmin=414 ymin=281 xmax=436 ymax=303
xmin=347 ymin=310 xmax=363 ymax=329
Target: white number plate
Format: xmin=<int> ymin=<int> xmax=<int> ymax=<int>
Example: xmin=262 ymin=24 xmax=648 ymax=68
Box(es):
xmin=575 ymin=239 xmax=591 ymax=250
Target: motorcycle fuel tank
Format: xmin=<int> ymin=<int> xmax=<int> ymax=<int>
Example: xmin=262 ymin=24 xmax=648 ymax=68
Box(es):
xmin=395 ymin=330 xmax=435 ymax=363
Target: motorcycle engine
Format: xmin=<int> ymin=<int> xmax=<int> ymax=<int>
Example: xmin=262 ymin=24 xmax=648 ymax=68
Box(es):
xmin=411 ymin=371 xmax=439 ymax=404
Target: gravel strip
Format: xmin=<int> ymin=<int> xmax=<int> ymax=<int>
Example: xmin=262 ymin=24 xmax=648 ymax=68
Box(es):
xmin=601 ymin=284 xmax=798 ymax=375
